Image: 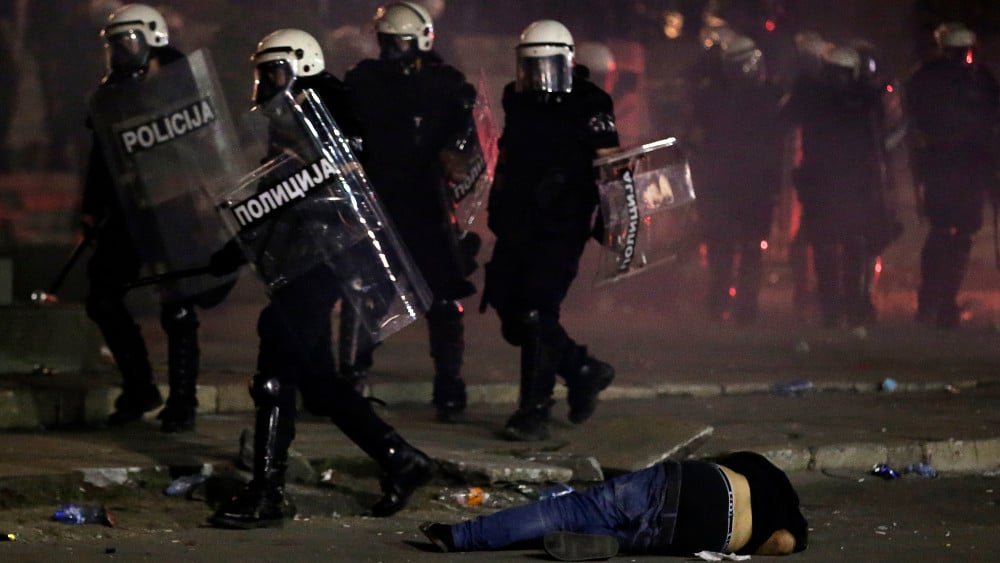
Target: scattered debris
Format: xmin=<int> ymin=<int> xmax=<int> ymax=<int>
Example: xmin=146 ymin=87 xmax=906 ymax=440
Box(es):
xmin=52 ymin=504 xmax=115 ymax=527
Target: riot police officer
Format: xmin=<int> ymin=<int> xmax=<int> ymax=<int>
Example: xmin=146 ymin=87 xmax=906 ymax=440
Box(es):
xmin=208 ymin=29 xmax=432 ymax=529
xmin=905 ymin=24 xmax=999 ymax=329
xmin=481 ymin=20 xmax=618 ymax=442
xmin=342 ymin=1 xmax=480 ymax=423
xmin=781 ymin=46 xmax=891 ymax=328
xmin=688 ymin=36 xmax=784 ymax=325
xmin=82 ymin=4 xmax=234 ymax=432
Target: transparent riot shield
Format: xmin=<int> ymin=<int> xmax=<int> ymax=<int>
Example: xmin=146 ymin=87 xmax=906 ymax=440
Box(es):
xmin=88 ymin=49 xmax=242 ymax=301
xmin=216 ymin=90 xmax=431 ymax=341
xmin=593 ymin=137 xmax=698 ymax=286
xmin=443 ymin=70 xmax=497 ymax=230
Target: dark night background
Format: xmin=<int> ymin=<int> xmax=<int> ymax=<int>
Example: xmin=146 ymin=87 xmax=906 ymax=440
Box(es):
xmin=2 ymin=0 xmax=1000 ymax=309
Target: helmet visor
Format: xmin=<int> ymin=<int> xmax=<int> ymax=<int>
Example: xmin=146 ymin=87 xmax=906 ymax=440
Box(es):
xmin=254 ymin=60 xmax=296 ymax=105
xmin=105 ymin=30 xmax=150 ymax=75
xmin=377 ymin=32 xmax=418 ymax=61
xmin=516 ymin=54 xmax=573 ymax=93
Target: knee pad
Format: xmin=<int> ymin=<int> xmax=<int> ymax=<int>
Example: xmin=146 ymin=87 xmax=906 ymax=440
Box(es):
xmin=250 ymin=374 xmax=288 ymax=408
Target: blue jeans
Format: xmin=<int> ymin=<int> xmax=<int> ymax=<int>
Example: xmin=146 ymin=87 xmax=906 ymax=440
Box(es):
xmin=452 ymin=463 xmax=670 ymax=553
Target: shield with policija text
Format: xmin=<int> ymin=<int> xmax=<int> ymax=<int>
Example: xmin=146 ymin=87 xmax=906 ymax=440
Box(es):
xmin=444 ymin=69 xmax=498 ymax=231
xmin=89 ymin=48 xmax=241 ymax=301
xmin=593 ymin=137 xmax=698 ymax=286
xmin=216 ymin=89 xmax=431 ymax=341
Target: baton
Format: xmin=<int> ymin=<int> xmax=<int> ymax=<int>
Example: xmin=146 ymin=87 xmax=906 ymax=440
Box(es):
xmin=122 ymin=265 xmax=215 ymax=291
xmin=30 ymin=220 xmax=105 ymax=305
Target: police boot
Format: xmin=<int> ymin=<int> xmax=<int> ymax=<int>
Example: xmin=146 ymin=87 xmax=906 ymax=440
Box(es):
xmin=560 ymin=344 xmax=615 ymax=425
xmin=812 ymin=242 xmax=844 ymax=328
xmin=504 ymin=311 xmax=557 ymax=442
xmin=159 ymin=305 xmax=199 ymax=433
xmin=91 ymin=300 xmax=162 ymax=427
xmin=371 ymin=431 xmax=434 ymax=517
xmin=917 ymin=229 xmax=950 ymax=325
xmin=935 ymin=232 xmax=972 ymax=329
xmin=210 ymin=390 xmax=296 ymax=529
xmin=428 ymin=300 xmax=467 ymax=423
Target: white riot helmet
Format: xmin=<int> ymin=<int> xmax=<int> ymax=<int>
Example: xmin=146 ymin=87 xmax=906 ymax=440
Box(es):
xmin=935 ymin=23 xmax=977 ymax=65
xmin=374 ymin=2 xmax=434 ymax=60
xmin=101 ymin=3 xmax=168 ymax=75
xmin=516 ymin=20 xmax=575 ymax=94
xmin=251 ymin=29 xmax=325 ymax=105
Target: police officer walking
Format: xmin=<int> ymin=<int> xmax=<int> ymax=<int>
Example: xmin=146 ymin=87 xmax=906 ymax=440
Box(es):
xmin=481 ymin=20 xmax=618 ymax=441
xmin=905 ymin=24 xmax=999 ymax=329
xmin=82 ymin=4 xmax=234 ymax=432
xmin=342 ymin=1 xmax=480 ymax=422
xmin=688 ymin=36 xmax=784 ymax=325
xmin=208 ymin=29 xmax=432 ymax=529
xmin=781 ymin=45 xmax=892 ymax=328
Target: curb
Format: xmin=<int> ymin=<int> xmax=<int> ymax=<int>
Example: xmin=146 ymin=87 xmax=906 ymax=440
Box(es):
xmin=0 ymin=378 xmax=995 ymax=430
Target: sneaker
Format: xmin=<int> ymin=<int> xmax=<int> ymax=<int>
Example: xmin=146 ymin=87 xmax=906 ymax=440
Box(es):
xmin=543 ymin=532 xmax=619 ymax=561
xmin=567 ymin=359 xmax=614 ymax=424
xmin=419 ymin=522 xmax=456 ymax=552
xmin=107 ymin=385 xmax=163 ymax=426
xmin=503 ymin=407 xmax=550 ymax=441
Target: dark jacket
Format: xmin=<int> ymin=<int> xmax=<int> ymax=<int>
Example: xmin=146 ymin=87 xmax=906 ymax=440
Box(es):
xmin=488 ymin=69 xmax=619 ymax=244
xmin=344 ymin=52 xmax=478 ymax=298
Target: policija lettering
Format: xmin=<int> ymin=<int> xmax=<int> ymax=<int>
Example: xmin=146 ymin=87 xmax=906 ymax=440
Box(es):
xmin=228 ymin=157 xmax=343 ymax=229
xmin=118 ymin=98 xmax=217 ymax=154
xmin=618 ymin=167 xmax=639 ymax=272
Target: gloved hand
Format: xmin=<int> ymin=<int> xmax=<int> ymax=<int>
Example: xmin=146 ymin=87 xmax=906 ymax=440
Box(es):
xmin=209 ymin=239 xmax=247 ymax=277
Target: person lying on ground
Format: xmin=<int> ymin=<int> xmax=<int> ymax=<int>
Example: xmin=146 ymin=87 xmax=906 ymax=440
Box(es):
xmin=420 ymin=450 xmax=808 ymax=560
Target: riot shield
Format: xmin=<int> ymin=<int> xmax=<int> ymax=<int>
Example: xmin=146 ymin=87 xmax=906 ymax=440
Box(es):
xmin=442 ymin=70 xmax=497 ymax=230
xmin=88 ymin=49 xmax=242 ymax=301
xmin=216 ymin=90 xmax=431 ymax=341
xmin=592 ymin=137 xmax=698 ymax=286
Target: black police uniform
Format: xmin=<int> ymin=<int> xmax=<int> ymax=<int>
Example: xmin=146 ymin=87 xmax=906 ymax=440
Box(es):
xmin=482 ymin=67 xmax=618 ymax=441
xmin=781 ymin=72 xmax=890 ymax=327
xmin=905 ymin=54 xmax=1000 ymax=328
xmin=82 ymin=45 xmax=233 ymax=432
xmin=343 ymin=51 xmax=479 ymax=420
xmin=209 ymin=72 xmax=432 ymax=530
xmin=688 ymin=52 xmax=784 ymax=324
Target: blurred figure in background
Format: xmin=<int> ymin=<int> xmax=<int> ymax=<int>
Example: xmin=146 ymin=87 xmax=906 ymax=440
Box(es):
xmin=905 ymin=23 xmax=999 ymax=329
xmin=688 ymin=35 xmax=784 ymax=325
xmin=781 ymin=45 xmax=894 ymax=328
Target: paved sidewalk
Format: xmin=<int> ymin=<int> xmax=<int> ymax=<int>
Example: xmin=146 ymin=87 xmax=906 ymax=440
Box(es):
xmin=3 ymin=260 xmax=1000 ymax=502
